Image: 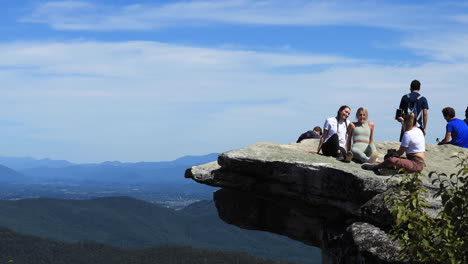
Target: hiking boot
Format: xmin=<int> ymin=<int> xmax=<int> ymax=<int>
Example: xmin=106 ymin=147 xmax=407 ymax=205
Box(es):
xmin=361 ymin=163 xmax=377 ymax=170
xmin=377 ymin=168 xmax=397 ymax=176
xmin=336 ymin=155 xmax=345 ymax=162
xmin=344 ymin=151 xmax=353 ymax=163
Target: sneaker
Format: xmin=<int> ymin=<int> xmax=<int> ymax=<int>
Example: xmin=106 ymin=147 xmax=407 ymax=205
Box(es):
xmin=369 ymin=152 xmax=379 ymax=164
xmin=361 ymin=163 xmax=377 ymax=170
xmin=344 ymin=151 xmax=353 ymax=163
xmin=377 ymin=168 xmax=397 ymax=176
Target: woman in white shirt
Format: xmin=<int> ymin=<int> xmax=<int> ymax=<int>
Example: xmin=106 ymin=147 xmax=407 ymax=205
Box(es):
xmin=362 ymin=112 xmax=425 ymax=173
xmin=313 ymin=105 xmax=351 ymax=160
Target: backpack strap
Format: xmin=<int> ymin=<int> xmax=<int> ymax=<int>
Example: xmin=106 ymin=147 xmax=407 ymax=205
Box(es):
xmin=407 ymin=93 xmax=422 ymax=102
xmin=416 ymin=96 xmax=424 ymax=127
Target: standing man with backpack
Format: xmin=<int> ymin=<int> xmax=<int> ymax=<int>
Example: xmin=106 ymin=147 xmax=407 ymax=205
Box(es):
xmin=396 ymin=80 xmax=429 ymax=141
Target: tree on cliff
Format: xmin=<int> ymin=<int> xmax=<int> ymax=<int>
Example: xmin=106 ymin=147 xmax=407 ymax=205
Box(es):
xmin=385 ymin=152 xmax=467 ymax=264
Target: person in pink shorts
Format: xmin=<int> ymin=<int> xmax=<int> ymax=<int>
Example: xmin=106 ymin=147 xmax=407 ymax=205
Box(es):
xmin=362 ymin=112 xmax=425 ymax=174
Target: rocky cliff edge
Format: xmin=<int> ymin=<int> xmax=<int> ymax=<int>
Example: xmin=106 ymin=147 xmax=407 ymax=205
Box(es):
xmin=185 ymin=139 xmax=464 ymax=264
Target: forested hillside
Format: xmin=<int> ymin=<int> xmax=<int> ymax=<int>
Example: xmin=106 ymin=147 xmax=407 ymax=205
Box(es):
xmin=0 ymin=227 xmax=293 ymax=264
xmin=0 ymin=197 xmax=320 ymax=264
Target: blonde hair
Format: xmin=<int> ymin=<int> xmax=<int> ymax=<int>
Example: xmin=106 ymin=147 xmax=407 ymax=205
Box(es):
xmin=356 ymin=107 xmax=368 ymax=121
xmin=403 ymin=112 xmax=417 ymax=132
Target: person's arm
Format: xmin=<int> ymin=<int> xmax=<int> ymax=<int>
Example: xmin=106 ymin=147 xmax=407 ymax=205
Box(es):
xmin=396 ymin=145 xmax=408 ymax=156
xmin=296 ymin=132 xmax=305 ymax=143
xmin=369 ymin=122 xmax=375 ymax=144
xmin=438 ymin=131 xmax=451 ymax=145
xmin=422 ymin=108 xmax=428 ymax=135
xmin=311 ymin=129 xmax=329 ymax=153
xmin=396 ymin=96 xmax=405 ymax=121
xmin=398 ymin=130 xmax=410 ymax=156
xmin=346 ymin=123 xmax=355 ymax=151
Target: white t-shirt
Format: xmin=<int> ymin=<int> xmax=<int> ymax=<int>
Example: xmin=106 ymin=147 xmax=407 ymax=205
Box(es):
xmin=401 ymin=127 xmax=425 ymax=154
xmin=323 ymin=117 xmax=348 ymax=148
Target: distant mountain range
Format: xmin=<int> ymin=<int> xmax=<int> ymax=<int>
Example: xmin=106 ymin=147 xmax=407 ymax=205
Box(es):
xmin=0 ymin=226 xmax=291 ymax=264
xmin=0 ymin=154 xmax=219 ymax=171
xmin=0 ymin=153 xmax=219 ymax=184
xmin=0 ymin=156 xmax=75 ymax=170
xmin=0 ymin=197 xmax=320 ymax=264
xmin=0 ymin=164 xmax=25 ymax=183
xmin=0 ymin=153 xmax=220 ymax=209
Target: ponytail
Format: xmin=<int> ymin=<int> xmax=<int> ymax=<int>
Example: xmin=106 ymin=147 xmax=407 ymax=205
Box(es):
xmin=404 ymin=112 xmax=417 ymax=132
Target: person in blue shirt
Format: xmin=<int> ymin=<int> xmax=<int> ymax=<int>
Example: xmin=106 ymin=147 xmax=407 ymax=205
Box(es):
xmin=396 ymin=80 xmax=429 ymax=141
xmin=465 ymin=106 xmax=468 ymax=126
xmin=438 ymin=107 xmax=468 ymax=148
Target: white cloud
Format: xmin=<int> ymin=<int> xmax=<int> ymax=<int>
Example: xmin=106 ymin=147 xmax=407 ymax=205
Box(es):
xmin=0 ymin=41 xmax=360 ymax=90
xmin=402 ymin=33 xmax=468 ymax=62
xmin=0 ymin=40 xmax=466 ymax=162
xmin=3 ymin=0 xmax=468 ymax=162
xmin=21 ymin=0 xmax=461 ymax=31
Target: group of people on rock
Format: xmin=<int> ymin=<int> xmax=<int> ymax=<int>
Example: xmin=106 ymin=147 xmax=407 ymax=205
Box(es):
xmin=299 ymin=80 xmax=468 ymax=175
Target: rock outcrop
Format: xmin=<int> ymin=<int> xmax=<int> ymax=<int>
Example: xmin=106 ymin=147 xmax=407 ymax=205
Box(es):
xmin=185 ymin=139 xmax=464 ymax=264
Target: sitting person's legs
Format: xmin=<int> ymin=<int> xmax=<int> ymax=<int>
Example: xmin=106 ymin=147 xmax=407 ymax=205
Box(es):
xmin=352 ymin=142 xmax=377 ymax=163
xmin=322 ymin=134 xmax=340 ymax=157
xmin=351 ymin=142 xmax=369 ymax=163
xmin=373 ymin=157 xmax=424 ymax=173
xmin=364 ymin=143 xmax=377 ymax=158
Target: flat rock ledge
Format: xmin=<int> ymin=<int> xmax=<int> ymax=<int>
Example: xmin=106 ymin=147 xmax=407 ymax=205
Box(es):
xmin=185 ymin=139 xmax=464 ymax=264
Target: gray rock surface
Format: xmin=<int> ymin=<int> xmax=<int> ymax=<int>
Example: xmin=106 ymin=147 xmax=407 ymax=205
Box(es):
xmin=185 ymin=139 xmax=465 ymax=263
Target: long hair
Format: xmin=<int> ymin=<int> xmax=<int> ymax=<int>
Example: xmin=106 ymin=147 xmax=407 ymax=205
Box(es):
xmin=403 ymin=112 xmax=417 ymax=132
xmin=336 ymin=105 xmax=350 ymax=119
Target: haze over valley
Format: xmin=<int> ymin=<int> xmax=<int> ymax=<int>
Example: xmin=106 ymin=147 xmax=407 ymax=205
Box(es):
xmin=0 ymin=154 xmax=321 ymax=264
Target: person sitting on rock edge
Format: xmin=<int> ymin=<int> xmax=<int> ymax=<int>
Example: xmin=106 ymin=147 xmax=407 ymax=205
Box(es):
xmin=345 ymin=107 xmax=378 ymax=163
xmin=362 ymin=112 xmax=425 ymax=174
xmin=297 ymin=126 xmax=322 ymax=143
xmin=310 ymin=105 xmax=351 ymax=161
xmin=437 ymin=107 xmax=468 ymax=148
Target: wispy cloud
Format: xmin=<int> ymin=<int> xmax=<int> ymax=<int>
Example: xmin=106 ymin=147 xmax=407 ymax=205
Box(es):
xmin=22 ymin=0 xmax=463 ymax=31
xmin=402 ymin=33 xmax=468 ymax=62
xmin=0 ymin=39 xmax=466 ymax=162
xmin=0 ymin=41 xmax=360 ymax=79
xmin=5 ymin=1 xmax=468 ymax=161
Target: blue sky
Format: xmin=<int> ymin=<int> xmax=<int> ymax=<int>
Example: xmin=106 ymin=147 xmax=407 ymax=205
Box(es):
xmin=0 ymin=0 xmax=467 ymax=163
